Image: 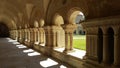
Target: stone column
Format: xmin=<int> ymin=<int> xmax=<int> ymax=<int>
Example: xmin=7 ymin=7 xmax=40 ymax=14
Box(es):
xmin=63 ymin=24 xmax=77 ymax=53
xmin=27 ymin=29 xmax=30 ymax=42
xmin=70 ymin=32 xmax=73 ymax=50
xmin=42 ymin=30 xmax=45 ymax=44
xmin=53 ymin=31 xmax=56 ymax=47
xmin=34 ymin=28 xmax=37 ymax=43
xmin=17 ymin=30 xmax=19 ymax=41
xmin=24 ymin=29 xmax=27 ymax=42
xmin=40 ymin=30 xmax=42 ymax=44
xmin=113 ymin=26 xmax=120 ymax=66
xmin=64 ymin=32 xmax=69 ymax=53
xmin=29 ymin=28 xmax=34 ymax=48
xmin=114 ymin=34 xmax=120 ymax=66
xmin=15 ymin=30 xmax=18 ymax=40
xmin=44 ymin=26 xmax=51 ymax=47
xmin=103 ymin=34 xmax=109 ymax=64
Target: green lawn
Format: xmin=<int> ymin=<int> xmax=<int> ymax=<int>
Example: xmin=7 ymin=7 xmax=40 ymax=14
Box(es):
xmin=73 ymin=35 xmax=86 ymax=50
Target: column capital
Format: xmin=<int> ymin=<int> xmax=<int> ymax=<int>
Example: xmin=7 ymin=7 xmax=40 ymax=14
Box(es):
xmin=63 ymin=24 xmax=77 ymax=33
xmin=112 ymin=25 xmax=119 ymax=35
xmin=101 ymin=26 xmax=109 ymax=35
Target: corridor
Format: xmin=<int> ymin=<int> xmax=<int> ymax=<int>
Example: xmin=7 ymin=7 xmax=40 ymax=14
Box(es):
xmin=0 ymin=38 xmax=68 ymax=68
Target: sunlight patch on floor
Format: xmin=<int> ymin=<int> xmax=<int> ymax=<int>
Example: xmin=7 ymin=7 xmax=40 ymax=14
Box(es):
xmin=16 ymin=44 xmax=27 ymax=48
xmin=12 ymin=42 xmax=20 ymax=45
xmin=28 ymin=51 xmax=41 ymax=56
xmin=40 ymin=58 xmax=58 ymax=67
xmin=60 ymin=65 xmax=67 ymax=68
xmin=23 ymin=49 xmax=34 ymax=53
xmin=7 ymin=39 xmax=17 ymax=42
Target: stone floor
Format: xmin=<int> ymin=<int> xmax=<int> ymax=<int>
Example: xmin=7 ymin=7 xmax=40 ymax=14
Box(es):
xmin=0 ymin=38 xmax=69 ymax=68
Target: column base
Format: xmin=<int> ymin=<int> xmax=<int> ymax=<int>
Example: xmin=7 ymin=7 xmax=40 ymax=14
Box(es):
xmin=63 ymin=49 xmax=75 ymax=54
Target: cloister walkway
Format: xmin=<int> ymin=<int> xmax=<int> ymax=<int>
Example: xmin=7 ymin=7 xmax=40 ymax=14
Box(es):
xmin=0 ymin=38 xmax=69 ymax=68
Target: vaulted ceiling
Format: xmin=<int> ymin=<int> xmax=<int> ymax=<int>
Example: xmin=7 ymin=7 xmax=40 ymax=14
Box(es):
xmin=0 ymin=0 xmax=119 ymax=30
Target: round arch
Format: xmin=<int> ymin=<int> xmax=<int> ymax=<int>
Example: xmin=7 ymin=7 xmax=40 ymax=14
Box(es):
xmin=67 ymin=8 xmax=85 ymax=24
xmin=0 ymin=22 xmax=10 ymax=37
xmin=34 ymin=20 xmax=39 ymax=28
xmin=0 ymin=15 xmax=17 ymax=30
xmin=98 ymin=28 xmax=103 ymax=63
xmin=39 ymin=19 xmax=45 ymax=27
xmin=107 ymin=27 xmax=114 ymax=64
xmin=29 ymin=7 xmax=43 ymax=28
xmin=53 ymin=13 xmax=64 ymax=26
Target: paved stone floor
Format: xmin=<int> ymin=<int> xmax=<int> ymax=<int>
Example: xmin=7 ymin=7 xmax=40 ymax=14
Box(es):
xmin=0 ymin=38 xmax=69 ymax=68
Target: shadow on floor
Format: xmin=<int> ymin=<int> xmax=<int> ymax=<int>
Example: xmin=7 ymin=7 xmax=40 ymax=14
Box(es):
xmin=0 ymin=38 xmax=69 ymax=68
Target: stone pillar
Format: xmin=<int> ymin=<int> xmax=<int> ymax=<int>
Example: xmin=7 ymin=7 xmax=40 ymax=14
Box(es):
xmin=34 ymin=28 xmax=39 ymax=45
xmin=63 ymin=24 xmax=77 ymax=53
xmin=98 ymin=27 xmax=108 ymax=65
xmin=25 ymin=29 xmax=30 ymax=46
xmin=41 ymin=30 xmax=43 ymax=44
xmin=17 ymin=29 xmax=20 ymax=41
xmin=44 ymin=25 xmax=65 ymax=48
xmin=24 ymin=29 xmax=27 ymax=42
xmin=21 ymin=29 xmax=25 ymax=43
xmin=27 ymin=29 xmax=30 ymax=42
xmin=39 ymin=29 xmax=42 ymax=44
xmin=64 ymin=32 xmax=69 ymax=52
xmin=39 ymin=28 xmax=45 ymax=44
xmin=29 ymin=28 xmax=34 ymax=48
xmin=34 ymin=28 xmax=36 ymax=43
xmin=44 ymin=26 xmax=51 ymax=47
xmin=15 ymin=30 xmax=18 ymax=40
xmin=85 ymin=30 xmax=88 ymax=56
xmin=103 ymin=34 xmax=109 ymax=64
xmin=70 ymin=32 xmax=73 ymax=50
xmin=53 ymin=31 xmax=56 ymax=47
xmin=19 ymin=29 xmax=22 ymax=43
xmin=114 ymin=34 xmax=120 ymax=66
xmin=113 ymin=26 xmax=120 ymax=66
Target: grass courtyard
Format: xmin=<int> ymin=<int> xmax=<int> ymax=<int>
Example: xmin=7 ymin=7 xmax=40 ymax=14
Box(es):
xmin=73 ymin=35 xmax=86 ymax=50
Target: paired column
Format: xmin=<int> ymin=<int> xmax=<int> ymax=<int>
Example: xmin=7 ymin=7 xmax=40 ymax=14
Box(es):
xmin=63 ymin=24 xmax=77 ymax=53
xmin=64 ymin=32 xmax=73 ymax=52
xmin=39 ymin=28 xmax=45 ymax=44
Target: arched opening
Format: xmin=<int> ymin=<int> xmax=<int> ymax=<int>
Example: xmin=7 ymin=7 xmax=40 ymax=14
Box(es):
xmin=53 ymin=14 xmax=65 ymax=48
xmin=66 ymin=9 xmax=86 ymax=59
xmin=98 ymin=28 xmax=103 ymax=63
xmin=53 ymin=13 xmax=64 ymax=25
xmin=0 ymin=22 xmax=10 ymax=37
xmin=39 ymin=19 xmax=45 ymax=45
xmin=107 ymin=27 xmax=114 ymax=64
xmin=34 ymin=21 xmax=39 ymax=44
xmin=69 ymin=11 xmax=86 ymax=50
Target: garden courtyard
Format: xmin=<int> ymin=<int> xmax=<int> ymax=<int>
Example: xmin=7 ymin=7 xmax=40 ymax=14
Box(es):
xmin=73 ymin=35 xmax=86 ymax=50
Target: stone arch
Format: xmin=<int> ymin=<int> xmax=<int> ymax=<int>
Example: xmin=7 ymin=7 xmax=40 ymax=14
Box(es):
xmin=39 ymin=19 xmax=45 ymax=27
xmin=53 ymin=13 xmax=64 ymax=26
xmin=0 ymin=14 xmax=17 ymax=30
xmin=66 ymin=8 xmax=86 ymax=51
xmin=67 ymin=8 xmax=85 ymax=24
xmin=98 ymin=28 xmax=103 ymax=63
xmin=0 ymin=22 xmax=10 ymax=37
xmin=34 ymin=21 xmax=39 ymax=43
xmin=107 ymin=27 xmax=114 ymax=64
xmin=34 ymin=20 xmax=39 ymax=28
xmin=38 ymin=19 xmax=45 ymax=44
xmin=29 ymin=7 xmax=43 ymax=28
